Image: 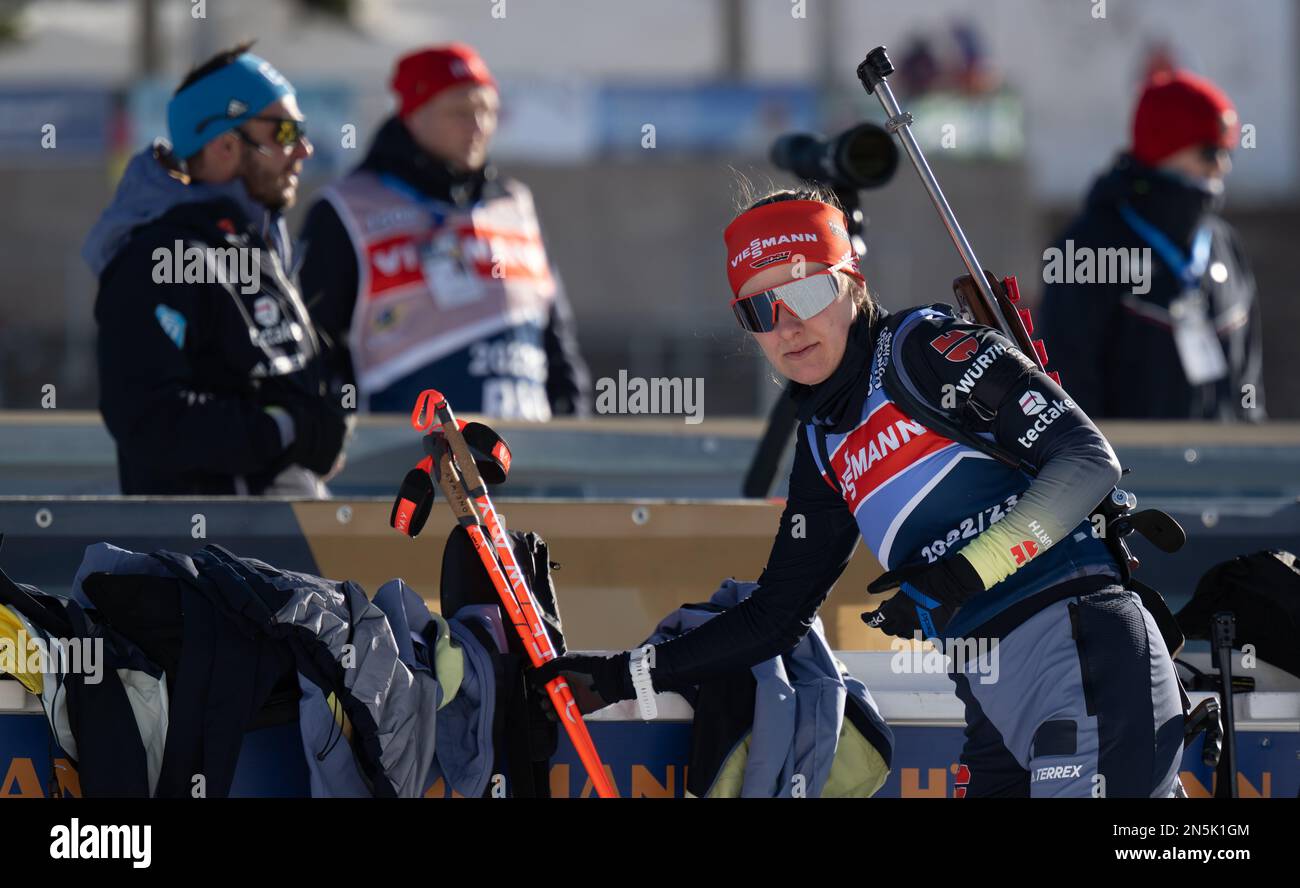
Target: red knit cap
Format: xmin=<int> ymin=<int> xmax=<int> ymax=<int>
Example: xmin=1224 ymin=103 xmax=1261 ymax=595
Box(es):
xmin=391 ymin=44 xmax=497 ymax=119
xmin=1132 ymin=70 xmax=1239 ymax=167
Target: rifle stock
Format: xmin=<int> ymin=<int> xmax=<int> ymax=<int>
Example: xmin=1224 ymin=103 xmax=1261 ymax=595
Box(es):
xmin=951 ymin=271 xmax=1052 ymax=377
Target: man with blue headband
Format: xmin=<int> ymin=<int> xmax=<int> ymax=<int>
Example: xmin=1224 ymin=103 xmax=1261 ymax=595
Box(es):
xmin=83 ymin=42 xmax=349 ymax=495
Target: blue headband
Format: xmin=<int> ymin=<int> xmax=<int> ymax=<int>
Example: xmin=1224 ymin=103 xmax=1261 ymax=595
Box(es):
xmin=167 ymin=52 xmax=295 ymax=159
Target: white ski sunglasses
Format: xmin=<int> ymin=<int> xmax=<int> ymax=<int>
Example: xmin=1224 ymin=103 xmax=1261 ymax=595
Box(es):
xmin=730 ymin=256 xmax=861 ymax=333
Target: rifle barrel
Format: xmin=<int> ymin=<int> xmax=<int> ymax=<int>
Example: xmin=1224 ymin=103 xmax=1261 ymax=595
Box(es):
xmin=866 ymin=65 xmax=1007 ymax=331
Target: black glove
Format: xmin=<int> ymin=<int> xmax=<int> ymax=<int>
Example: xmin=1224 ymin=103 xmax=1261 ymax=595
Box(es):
xmin=264 ymin=383 xmax=349 ymax=476
xmin=861 ymin=554 xmax=984 ymax=640
xmin=529 ymin=652 xmax=633 ymax=717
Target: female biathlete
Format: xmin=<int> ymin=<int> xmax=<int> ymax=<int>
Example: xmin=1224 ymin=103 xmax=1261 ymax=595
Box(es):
xmin=537 ymin=189 xmax=1186 ymax=798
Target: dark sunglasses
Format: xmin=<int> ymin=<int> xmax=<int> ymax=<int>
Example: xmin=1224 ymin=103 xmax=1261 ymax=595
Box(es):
xmin=1199 ymin=144 xmax=1231 ymax=164
xmin=256 ymin=117 xmax=308 ymax=147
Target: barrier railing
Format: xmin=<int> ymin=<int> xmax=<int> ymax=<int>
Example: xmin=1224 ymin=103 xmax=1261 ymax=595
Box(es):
xmin=2 ymin=412 xmax=1300 ymax=500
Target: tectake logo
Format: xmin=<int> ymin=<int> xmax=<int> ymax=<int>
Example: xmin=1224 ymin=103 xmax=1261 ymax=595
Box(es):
xmin=1019 ymin=390 xmax=1047 ymax=416
xmin=1016 ymin=396 xmax=1078 ymax=449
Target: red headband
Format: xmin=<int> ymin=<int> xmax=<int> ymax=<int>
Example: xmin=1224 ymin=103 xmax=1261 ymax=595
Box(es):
xmin=724 ymin=199 xmax=858 ymax=297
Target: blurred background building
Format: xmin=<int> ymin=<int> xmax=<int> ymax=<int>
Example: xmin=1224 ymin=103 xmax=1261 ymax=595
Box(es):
xmin=1 ymin=0 xmax=1297 ymax=416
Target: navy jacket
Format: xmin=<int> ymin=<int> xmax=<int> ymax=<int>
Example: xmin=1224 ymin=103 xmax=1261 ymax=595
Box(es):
xmin=1038 ymin=154 xmax=1265 ymax=421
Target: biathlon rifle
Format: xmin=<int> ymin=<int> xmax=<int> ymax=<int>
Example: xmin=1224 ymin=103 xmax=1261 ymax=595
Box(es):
xmin=856 ymin=46 xmax=1187 ymax=585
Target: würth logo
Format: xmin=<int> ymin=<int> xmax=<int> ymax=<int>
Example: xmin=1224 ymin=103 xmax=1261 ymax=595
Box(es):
xmin=1010 ymin=539 xmax=1040 ymax=566
xmin=953 ymin=764 xmax=971 ymax=798
xmin=929 ymin=330 xmax=978 ymax=363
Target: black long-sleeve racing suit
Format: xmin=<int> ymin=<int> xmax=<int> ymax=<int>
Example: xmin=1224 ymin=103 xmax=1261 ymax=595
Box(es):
xmin=650 ymin=304 xmax=1124 ymax=690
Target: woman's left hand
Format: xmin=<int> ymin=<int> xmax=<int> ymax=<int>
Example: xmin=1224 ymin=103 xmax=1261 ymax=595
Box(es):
xmin=861 ymin=554 xmax=983 ymax=640
xmin=529 ymin=651 xmax=633 ymax=716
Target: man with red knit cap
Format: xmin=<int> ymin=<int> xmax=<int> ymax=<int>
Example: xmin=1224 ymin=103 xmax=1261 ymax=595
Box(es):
xmin=1039 ymin=70 xmax=1265 ymax=421
xmin=298 ymin=44 xmax=590 ymax=418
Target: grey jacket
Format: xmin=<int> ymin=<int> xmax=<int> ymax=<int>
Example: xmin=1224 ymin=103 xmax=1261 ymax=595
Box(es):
xmin=372 ymin=580 xmax=499 ymax=798
xmin=644 ymin=579 xmax=892 ymax=798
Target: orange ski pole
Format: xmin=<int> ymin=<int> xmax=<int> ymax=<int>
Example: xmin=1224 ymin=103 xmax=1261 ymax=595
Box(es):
xmin=411 ymin=389 xmax=618 ymax=799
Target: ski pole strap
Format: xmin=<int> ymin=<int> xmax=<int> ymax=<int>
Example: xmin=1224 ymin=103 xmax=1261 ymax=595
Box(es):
xmin=629 ymin=645 xmax=658 ymax=720
xmin=390 ymin=460 xmax=436 ymax=538
xmin=420 ymin=422 xmax=513 ymax=486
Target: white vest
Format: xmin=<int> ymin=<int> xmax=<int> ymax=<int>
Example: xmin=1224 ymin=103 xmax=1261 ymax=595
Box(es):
xmin=322 ymin=171 xmax=558 ymax=399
